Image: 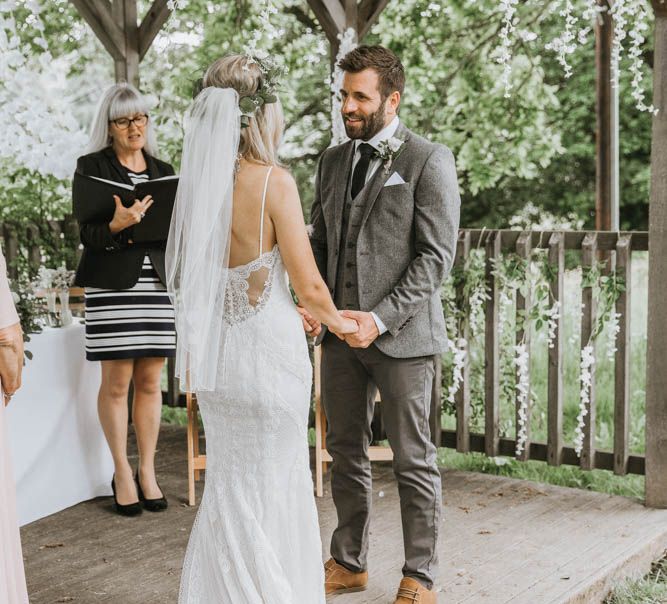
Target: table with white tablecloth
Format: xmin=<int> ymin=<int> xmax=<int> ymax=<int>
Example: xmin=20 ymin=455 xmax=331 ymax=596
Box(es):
xmin=6 ymin=321 xmax=113 ymax=526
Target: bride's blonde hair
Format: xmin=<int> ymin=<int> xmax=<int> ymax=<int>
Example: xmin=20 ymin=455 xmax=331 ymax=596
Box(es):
xmin=203 ymin=55 xmax=284 ymax=166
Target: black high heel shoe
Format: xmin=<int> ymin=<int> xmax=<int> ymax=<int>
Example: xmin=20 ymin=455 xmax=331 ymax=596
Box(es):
xmin=111 ymin=475 xmax=142 ymax=516
xmin=135 ymin=472 xmax=168 ymax=512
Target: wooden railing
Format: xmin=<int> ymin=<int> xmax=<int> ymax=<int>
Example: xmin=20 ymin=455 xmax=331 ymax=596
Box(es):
xmin=446 ymin=229 xmax=648 ymax=477
xmin=2 ymin=221 xmax=652 ymax=479
xmin=1 ymin=217 xmax=81 ymax=279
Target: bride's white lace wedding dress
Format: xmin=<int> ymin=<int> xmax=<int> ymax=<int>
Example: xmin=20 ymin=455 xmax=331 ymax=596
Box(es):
xmin=179 ymin=168 xmax=325 ymax=604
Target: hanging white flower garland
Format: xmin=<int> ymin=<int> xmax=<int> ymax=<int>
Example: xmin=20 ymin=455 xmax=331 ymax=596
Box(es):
xmin=500 ymin=0 xmax=657 ymax=113
xmin=330 ymin=27 xmax=357 ymax=146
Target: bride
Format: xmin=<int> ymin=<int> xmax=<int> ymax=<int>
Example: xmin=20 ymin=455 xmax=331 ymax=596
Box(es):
xmin=166 ymin=55 xmax=357 ymax=603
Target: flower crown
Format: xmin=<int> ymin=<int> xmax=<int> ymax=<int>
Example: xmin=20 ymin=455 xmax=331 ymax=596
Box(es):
xmin=191 ymin=55 xmax=281 ymax=128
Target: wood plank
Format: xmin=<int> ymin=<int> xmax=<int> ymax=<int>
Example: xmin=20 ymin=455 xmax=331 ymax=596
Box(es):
xmin=138 ymin=0 xmax=170 ymax=60
xmin=614 ymin=235 xmax=632 ymax=475
xmin=595 ymin=0 xmax=616 ymax=232
xmin=646 ymin=1 xmax=667 ymax=508
xmin=547 ymin=232 xmax=564 ymax=466
xmin=440 ymin=430 xmax=646 ymax=475
xmin=2 ymin=224 xmax=19 ymax=280
xmin=306 ymin=0 xmax=345 ymax=43
xmin=455 ymin=231 xmax=471 ymax=453
xmin=580 ymin=233 xmax=598 ymax=471
xmin=515 ymin=232 xmax=531 ymax=461
xmin=70 ymin=0 xmax=125 ymax=61
xmin=484 ymin=232 xmax=501 ymax=457
xmin=20 ymin=426 xmax=667 ymax=603
xmin=358 ymin=0 xmax=390 ymax=39
xmin=463 ymin=229 xmax=649 ymax=252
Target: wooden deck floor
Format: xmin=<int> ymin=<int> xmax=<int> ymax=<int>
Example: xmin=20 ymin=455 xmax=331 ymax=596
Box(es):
xmin=20 ymin=425 xmax=667 ymax=604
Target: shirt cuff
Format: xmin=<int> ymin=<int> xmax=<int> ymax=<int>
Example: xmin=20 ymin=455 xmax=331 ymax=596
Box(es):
xmin=370 ymin=311 xmax=388 ymax=335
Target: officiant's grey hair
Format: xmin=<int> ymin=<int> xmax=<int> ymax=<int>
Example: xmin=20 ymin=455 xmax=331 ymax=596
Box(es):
xmin=86 ymin=83 xmax=158 ymax=155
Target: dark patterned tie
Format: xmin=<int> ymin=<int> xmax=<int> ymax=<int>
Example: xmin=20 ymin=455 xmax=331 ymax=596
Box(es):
xmin=351 ymin=143 xmax=375 ymax=199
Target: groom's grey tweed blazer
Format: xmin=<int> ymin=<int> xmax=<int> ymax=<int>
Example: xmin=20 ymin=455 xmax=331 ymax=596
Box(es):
xmin=310 ymin=123 xmax=461 ymax=358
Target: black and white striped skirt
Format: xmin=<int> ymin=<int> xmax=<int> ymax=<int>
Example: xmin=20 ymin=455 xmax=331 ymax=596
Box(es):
xmin=84 ymin=256 xmax=176 ymax=361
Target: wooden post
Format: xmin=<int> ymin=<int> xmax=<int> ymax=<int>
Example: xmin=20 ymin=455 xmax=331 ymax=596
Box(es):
xmin=112 ymin=0 xmax=139 ymax=87
xmin=646 ymin=0 xmax=667 ymax=508
xmin=614 ymin=234 xmax=631 ymax=475
xmin=515 ymin=232 xmax=532 ymax=461
xmin=70 ymin=0 xmax=171 ymax=87
xmin=580 ymin=233 xmax=598 ymax=471
xmin=455 ymin=231 xmax=471 ymax=453
xmin=484 ymin=232 xmax=501 ymax=457
xmin=547 ymin=233 xmax=564 ymax=467
xmin=595 ymin=0 xmax=618 ymax=231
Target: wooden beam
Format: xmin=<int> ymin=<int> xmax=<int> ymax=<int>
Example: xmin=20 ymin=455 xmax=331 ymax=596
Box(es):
xmin=306 ymin=0 xmax=345 ymax=44
xmin=344 ymin=0 xmax=357 ymax=31
xmin=595 ymin=0 xmax=616 ymax=231
xmin=646 ymin=0 xmax=667 ymax=508
xmin=138 ymin=0 xmax=171 ymax=60
xmin=70 ymin=0 xmax=125 ymax=61
xmin=358 ymin=0 xmax=390 ymax=39
xmin=112 ymin=0 xmax=139 ymax=87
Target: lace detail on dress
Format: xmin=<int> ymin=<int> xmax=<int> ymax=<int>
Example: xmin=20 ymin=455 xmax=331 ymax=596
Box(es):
xmin=223 ymin=245 xmax=280 ymax=325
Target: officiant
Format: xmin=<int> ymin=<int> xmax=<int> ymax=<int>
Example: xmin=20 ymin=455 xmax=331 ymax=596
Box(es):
xmin=73 ymin=83 xmax=174 ymax=517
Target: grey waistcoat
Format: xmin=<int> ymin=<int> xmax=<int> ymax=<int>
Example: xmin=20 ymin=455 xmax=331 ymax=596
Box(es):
xmin=334 ymin=177 xmax=370 ymax=311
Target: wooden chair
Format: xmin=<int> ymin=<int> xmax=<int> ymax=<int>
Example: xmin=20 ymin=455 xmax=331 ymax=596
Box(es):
xmin=186 ymin=390 xmax=206 ymax=506
xmin=314 ymin=345 xmax=442 ymax=498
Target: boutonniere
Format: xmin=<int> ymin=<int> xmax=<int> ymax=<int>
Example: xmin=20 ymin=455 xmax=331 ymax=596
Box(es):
xmin=375 ymin=136 xmax=405 ymax=174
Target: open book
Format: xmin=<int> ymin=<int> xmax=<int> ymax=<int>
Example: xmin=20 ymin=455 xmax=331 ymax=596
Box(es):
xmin=72 ymin=172 xmax=179 ymax=243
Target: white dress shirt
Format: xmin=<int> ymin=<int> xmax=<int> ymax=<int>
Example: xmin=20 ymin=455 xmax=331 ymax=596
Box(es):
xmin=348 ymin=116 xmax=401 ymax=336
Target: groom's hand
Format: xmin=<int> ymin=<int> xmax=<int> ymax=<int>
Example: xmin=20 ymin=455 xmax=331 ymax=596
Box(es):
xmin=296 ymin=305 xmax=322 ymax=337
xmin=340 ymin=310 xmax=379 ymax=348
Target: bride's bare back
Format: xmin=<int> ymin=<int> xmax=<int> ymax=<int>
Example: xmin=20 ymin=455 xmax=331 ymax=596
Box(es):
xmin=229 ymin=160 xmax=277 ymax=268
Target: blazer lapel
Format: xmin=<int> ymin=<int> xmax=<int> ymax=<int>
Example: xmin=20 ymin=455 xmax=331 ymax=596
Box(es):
xmin=103 ymin=147 xmax=134 ymax=186
xmin=143 ymin=151 xmax=160 ymax=179
xmin=359 ymin=123 xmax=412 ymax=229
xmin=332 ymin=140 xmax=356 ymax=246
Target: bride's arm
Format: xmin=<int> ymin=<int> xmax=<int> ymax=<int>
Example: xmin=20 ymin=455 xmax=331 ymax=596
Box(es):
xmin=267 ymin=168 xmax=356 ymax=336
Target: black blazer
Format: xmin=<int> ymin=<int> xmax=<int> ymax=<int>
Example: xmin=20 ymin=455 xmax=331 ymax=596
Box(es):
xmin=73 ymin=147 xmax=175 ymax=290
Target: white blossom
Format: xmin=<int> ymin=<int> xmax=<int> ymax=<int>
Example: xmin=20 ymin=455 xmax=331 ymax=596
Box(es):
xmin=514 ymin=342 xmax=530 ymax=456
xmin=574 ymin=344 xmax=595 ymax=457
xmin=330 ymin=28 xmax=357 ymax=146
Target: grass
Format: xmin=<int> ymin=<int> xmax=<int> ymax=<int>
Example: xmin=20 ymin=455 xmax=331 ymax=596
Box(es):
xmin=605 ymin=555 xmax=667 ymax=604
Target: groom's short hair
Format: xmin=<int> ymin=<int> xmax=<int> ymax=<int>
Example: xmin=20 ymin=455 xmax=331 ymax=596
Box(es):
xmin=338 ymin=45 xmax=405 ymax=99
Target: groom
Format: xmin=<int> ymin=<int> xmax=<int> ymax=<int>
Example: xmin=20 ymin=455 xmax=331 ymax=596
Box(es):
xmin=308 ymin=46 xmax=460 ymax=603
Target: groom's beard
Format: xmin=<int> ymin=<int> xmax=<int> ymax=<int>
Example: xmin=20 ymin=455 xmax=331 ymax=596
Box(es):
xmin=343 ymin=98 xmax=387 ymax=141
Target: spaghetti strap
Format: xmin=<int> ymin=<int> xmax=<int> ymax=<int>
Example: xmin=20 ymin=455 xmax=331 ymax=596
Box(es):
xmin=259 ymin=166 xmax=273 ymax=255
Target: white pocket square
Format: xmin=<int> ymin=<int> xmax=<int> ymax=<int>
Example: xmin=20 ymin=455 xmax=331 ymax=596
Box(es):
xmin=384 ymin=171 xmax=406 ymax=187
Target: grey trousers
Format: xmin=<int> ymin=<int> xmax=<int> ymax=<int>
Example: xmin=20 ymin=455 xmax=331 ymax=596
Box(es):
xmin=321 ymin=335 xmax=442 ymax=589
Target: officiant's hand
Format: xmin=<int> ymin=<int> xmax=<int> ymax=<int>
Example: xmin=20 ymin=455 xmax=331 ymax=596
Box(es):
xmin=340 ymin=310 xmax=379 ymax=348
xmin=0 ymin=322 xmax=23 ymax=407
xmin=297 ymin=304 xmax=322 ymax=337
xmin=109 ymin=194 xmax=154 ymax=235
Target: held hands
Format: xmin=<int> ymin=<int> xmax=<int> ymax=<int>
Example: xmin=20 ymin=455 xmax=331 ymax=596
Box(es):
xmin=109 ymin=194 xmax=154 ymax=235
xmin=297 ymin=305 xmax=322 ymax=337
xmin=339 ymin=310 xmax=379 ymax=348
xmin=0 ymin=322 xmax=23 ymax=406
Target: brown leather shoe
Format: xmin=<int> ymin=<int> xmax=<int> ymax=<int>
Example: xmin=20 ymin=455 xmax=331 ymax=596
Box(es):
xmin=324 ymin=558 xmax=368 ymax=595
xmin=394 ymin=577 xmax=437 ymax=603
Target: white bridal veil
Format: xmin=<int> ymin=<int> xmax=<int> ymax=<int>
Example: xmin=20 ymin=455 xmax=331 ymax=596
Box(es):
xmin=166 ymin=87 xmax=241 ymax=392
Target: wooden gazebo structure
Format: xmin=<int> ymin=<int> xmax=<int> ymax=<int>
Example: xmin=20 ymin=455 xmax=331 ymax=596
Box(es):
xmin=66 ymin=0 xmax=667 ymax=509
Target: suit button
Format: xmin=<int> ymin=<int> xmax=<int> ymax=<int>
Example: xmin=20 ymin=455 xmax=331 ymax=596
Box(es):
xmin=345 ymin=282 xmax=353 ymax=288
xmin=347 ymin=243 xmax=355 ymax=249
xmin=346 ymin=262 xmax=354 ymax=268
xmin=334 ymin=250 xmax=338 ymax=256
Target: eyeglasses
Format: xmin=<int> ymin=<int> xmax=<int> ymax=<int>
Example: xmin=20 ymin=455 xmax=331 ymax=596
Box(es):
xmin=110 ymin=114 xmax=149 ymax=129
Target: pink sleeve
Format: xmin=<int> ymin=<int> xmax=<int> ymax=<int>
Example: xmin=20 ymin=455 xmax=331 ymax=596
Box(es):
xmin=0 ymin=249 xmax=20 ymax=330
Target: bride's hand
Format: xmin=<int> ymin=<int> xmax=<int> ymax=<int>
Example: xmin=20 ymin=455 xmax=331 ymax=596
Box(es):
xmin=331 ymin=315 xmax=359 ymax=339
